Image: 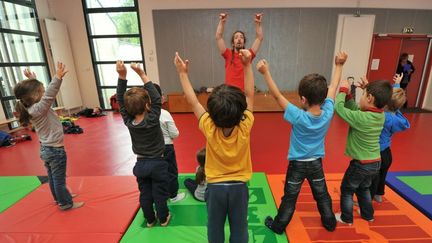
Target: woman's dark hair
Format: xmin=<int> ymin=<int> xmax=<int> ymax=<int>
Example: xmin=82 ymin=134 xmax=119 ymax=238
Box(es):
xmin=13 ymin=79 xmax=44 ymax=126
xmin=399 ymin=53 xmax=409 ymax=62
xmin=195 ymin=147 xmax=206 ymax=184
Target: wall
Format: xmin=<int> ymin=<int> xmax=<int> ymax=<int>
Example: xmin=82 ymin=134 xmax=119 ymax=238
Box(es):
xmin=422 ymin=68 xmax=432 ymax=110
xmin=153 ymin=8 xmax=432 ymax=93
xmin=36 ymin=0 xmax=99 ymax=108
xmin=27 ymin=0 xmax=432 ymax=109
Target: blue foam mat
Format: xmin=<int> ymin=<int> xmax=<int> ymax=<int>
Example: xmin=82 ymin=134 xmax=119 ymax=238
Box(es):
xmin=386 ymin=171 xmax=432 ymax=220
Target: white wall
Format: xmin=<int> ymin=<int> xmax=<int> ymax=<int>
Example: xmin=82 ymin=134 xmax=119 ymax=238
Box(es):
xmin=422 ymin=68 xmax=432 ymax=110
xmin=32 ymin=0 xmax=432 ymax=109
xmin=36 ymin=0 xmax=99 ymax=108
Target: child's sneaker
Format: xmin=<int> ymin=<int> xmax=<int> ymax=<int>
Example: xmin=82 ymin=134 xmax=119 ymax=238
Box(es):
xmin=335 ymin=213 xmax=352 ymax=226
xmin=146 ymin=220 xmax=156 ymax=228
xmin=160 ymin=213 xmax=171 ymax=227
xmin=264 ymin=216 xmax=283 ymax=235
xmin=59 ymin=201 xmax=84 ymax=211
xmin=374 ymin=195 xmax=382 ymax=203
xmin=170 ymin=192 xmax=186 ymax=203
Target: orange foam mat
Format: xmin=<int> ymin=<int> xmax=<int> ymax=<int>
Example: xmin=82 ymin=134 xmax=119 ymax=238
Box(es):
xmin=0 ymin=176 xmax=139 ymax=243
xmin=267 ymin=173 xmax=432 ymax=243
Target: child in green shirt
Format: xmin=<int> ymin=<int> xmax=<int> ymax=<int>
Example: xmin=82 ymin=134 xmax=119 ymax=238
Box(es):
xmin=334 ymin=77 xmax=392 ymax=225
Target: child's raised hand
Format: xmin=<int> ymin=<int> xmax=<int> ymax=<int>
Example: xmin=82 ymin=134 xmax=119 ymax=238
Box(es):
xmin=131 ymin=63 xmax=149 ymax=82
xmin=335 ymin=51 xmax=348 ymax=66
xmin=393 ymin=73 xmax=403 ymax=84
xmin=55 ymin=62 xmax=68 ymax=80
xmin=340 ymin=79 xmax=351 ymax=92
xmin=256 ymin=59 xmax=269 ymax=74
xmin=23 ymin=69 xmax=37 ymax=79
xmin=130 ymin=63 xmax=145 ymax=76
xmin=174 ymin=52 xmax=189 ymax=74
xmin=219 ymin=13 xmax=227 ymax=22
xmin=239 ymin=49 xmax=252 ymax=66
xmin=255 ymin=13 xmax=263 ymax=23
xmin=356 ymin=76 xmax=369 ymax=89
xmin=116 ymin=60 xmax=127 ymax=79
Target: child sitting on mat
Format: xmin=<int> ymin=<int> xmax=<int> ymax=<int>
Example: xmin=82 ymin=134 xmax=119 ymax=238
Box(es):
xmin=13 ymin=63 xmax=84 ymax=210
xmin=116 ymin=61 xmax=171 ymax=227
xmin=370 ymin=73 xmax=410 ymax=203
xmin=184 ymin=147 xmax=207 ymax=202
xmin=174 ymin=49 xmax=254 ymax=243
xmin=258 ymin=52 xmax=347 ymax=234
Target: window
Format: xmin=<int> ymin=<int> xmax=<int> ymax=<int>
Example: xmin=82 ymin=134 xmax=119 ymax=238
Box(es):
xmin=0 ymin=0 xmax=50 ymax=119
xmin=82 ymin=0 xmax=145 ymax=109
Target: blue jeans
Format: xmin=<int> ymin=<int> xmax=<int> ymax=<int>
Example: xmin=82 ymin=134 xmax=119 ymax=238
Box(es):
xmin=340 ymin=160 xmax=381 ymax=223
xmin=133 ymin=158 xmax=169 ymax=223
xmin=206 ymin=182 xmax=249 ymax=243
xmin=40 ymin=145 xmax=72 ymax=207
xmin=271 ymin=159 xmax=336 ymax=233
xmin=164 ymin=144 xmax=179 ymax=198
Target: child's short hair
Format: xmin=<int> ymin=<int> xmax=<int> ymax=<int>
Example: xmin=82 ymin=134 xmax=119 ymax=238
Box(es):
xmin=365 ymin=80 xmax=392 ymax=109
xmin=124 ymin=87 xmax=150 ymax=116
xmin=207 ymin=84 xmax=247 ymax=128
xmin=196 ymin=147 xmax=206 ymax=167
xmin=387 ymin=88 xmax=406 ymax=111
xmin=298 ymin=73 xmax=328 ymax=106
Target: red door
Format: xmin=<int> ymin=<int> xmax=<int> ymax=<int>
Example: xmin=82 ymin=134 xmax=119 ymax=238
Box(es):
xmin=400 ymin=38 xmax=429 ymax=107
xmin=367 ymin=36 xmax=402 ymax=83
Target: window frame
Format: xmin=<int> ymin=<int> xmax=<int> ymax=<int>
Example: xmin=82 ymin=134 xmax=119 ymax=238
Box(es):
xmin=0 ymin=0 xmax=51 ymax=120
xmin=82 ymin=0 xmax=145 ymax=109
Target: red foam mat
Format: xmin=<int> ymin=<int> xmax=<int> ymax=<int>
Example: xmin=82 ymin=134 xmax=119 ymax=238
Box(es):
xmin=0 ymin=233 xmax=121 ymax=243
xmin=0 ymin=176 xmax=139 ymax=242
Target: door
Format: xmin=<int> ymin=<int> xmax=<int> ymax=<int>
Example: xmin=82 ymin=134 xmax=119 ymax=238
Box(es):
xmin=367 ymin=36 xmax=402 ymax=83
xmin=45 ymin=19 xmax=83 ymax=110
xmin=334 ymin=15 xmax=375 ymax=103
xmin=400 ymin=38 xmax=429 ymax=107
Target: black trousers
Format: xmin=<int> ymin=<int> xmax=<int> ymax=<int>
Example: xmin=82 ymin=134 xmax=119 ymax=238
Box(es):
xmin=370 ymin=147 xmax=392 ymax=197
xmin=133 ymin=158 xmax=169 ymax=223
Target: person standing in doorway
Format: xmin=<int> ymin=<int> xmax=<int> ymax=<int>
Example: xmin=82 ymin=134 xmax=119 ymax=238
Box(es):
xmin=396 ymin=53 xmax=415 ymax=108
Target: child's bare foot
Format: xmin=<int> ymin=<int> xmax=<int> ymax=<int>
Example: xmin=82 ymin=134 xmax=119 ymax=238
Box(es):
xmin=54 ymin=194 xmax=77 ymax=205
xmin=335 ymin=213 xmax=352 ymax=226
xmin=160 ymin=213 xmax=171 ymax=227
xmin=59 ymin=201 xmax=84 ymax=211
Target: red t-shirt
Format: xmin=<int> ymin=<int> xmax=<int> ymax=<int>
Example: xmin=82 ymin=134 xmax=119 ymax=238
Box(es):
xmin=222 ymin=48 xmax=256 ymax=90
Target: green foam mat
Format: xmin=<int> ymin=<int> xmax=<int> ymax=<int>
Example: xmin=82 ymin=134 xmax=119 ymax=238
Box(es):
xmin=397 ymin=175 xmax=432 ymax=195
xmin=0 ymin=176 xmax=41 ymax=213
xmin=121 ymin=173 xmax=288 ymax=243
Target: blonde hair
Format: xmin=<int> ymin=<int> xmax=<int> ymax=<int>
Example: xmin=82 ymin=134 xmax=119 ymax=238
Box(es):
xmin=13 ymin=79 xmax=44 ymax=126
xmin=123 ymin=87 xmax=150 ymax=116
xmin=387 ymin=88 xmax=406 ymax=111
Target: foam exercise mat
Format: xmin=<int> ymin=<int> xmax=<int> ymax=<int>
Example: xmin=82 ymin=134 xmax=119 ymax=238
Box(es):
xmin=0 ymin=176 xmax=140 ymax=243
xmin=386 ymin=171 xmax=432 ymax=220
xmin=267 ymin=173 xmax=432 ymax=243
xmin=121 ymin=173 xmax=288 ymax=243
xmin=0 ymin=176 xmax=41 ymax=213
